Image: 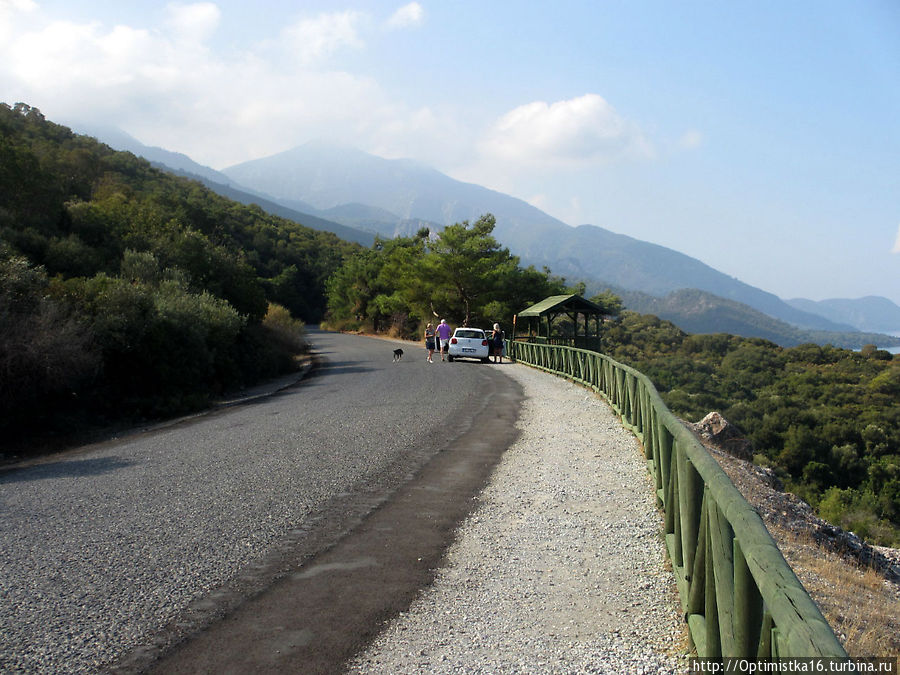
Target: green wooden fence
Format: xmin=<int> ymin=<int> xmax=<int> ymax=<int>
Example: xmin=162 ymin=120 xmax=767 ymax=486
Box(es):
xmin=509 ymin=340 xmax=847 ymax=659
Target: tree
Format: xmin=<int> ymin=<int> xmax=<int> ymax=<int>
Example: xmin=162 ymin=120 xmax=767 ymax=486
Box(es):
xmin=589 ymin=290 xmax=624 ymax=317
xmin=421 ymin=214 xmax=518 ymax=326
xmin=0 ymin=256 xmax=99 ymax=428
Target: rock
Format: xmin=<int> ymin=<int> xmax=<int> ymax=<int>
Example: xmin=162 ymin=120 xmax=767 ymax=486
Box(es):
xmin=691 ymin=412 xmax=753 ymax=461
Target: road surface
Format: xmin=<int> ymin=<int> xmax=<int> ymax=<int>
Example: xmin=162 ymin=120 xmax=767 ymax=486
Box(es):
xmin=0 ymin=330 xmax=522 ymax=674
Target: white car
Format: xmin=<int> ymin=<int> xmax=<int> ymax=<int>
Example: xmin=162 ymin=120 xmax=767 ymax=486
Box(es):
xmin=447 ymin=327 xmax=490 ymax=363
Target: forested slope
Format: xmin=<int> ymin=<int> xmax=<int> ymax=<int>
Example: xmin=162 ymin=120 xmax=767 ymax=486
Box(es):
xmin=3 ymin=103 xmax=897 ymax=550
xmin=0 ymin=103 xmax=357 ymax=439
xmin=602 ymin=312 xmax=900 ymax=546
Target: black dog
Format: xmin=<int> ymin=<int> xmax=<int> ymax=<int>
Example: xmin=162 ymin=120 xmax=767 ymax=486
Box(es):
xmin=392 ymin=348 xmax=404 ymax=362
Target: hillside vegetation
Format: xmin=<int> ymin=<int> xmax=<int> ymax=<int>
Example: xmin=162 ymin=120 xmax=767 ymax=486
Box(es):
xmin=602 ymin=312 xmax=900 ymax=546
xmin=3 ymin=104 xmax=897 ymax=548
xmin=1 ymin=103 xmax=356 ymax=440
xmin=323 ymin=214 xmax=579 ymax=334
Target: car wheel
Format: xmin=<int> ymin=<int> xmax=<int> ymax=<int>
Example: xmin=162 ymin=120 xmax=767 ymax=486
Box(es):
xmin=447 ymin=355 xmax=454 ymax=362
xmin=481 ymin=357 xmax=490 ymax=363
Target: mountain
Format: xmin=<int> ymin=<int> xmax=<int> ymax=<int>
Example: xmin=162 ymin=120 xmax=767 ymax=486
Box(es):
xmin=786 ymin=296 xmax=900 ymax=335
xmin=67 ymin=125 xmax=377 ymax=247
xmin=71 ymin=123 xmax=234 ymax=185
xmin=71 ymin=132 xmax=898 ymax=346
xmin=222 ymin=142 xmax=861 ymax=333
xmin=223 ymin=140 xmax=571 ymax=240
xmin=534 ymin=225 xmax=859 ymax=332
xmin=619 ymin=288 xmax=899 ymax=349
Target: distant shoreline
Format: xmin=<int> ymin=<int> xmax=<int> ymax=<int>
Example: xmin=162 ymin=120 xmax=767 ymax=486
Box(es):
xmin=886 ymin=332 xmax=900 ymax=354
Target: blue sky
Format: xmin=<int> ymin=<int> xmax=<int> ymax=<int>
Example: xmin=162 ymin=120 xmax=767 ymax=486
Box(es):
xmin=2 ymin=1 xmax=898 ymax=304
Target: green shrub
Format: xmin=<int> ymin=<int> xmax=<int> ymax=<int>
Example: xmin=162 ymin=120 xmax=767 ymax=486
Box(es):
xmin=0 ymin=256 xmax=99 ymax=430
xmin=262 ymin=302 xmax=307 ymax=354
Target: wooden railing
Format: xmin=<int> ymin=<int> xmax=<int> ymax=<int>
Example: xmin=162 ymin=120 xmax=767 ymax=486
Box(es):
xmin=515 ymin=335 xmax=603 ymax=352
xmin=508 ymin=340 xmax=847 ymax=659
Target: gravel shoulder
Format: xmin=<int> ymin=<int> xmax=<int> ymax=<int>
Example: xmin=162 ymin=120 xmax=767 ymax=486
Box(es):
xmin=348 ymin=363 xmax=687 ymax=674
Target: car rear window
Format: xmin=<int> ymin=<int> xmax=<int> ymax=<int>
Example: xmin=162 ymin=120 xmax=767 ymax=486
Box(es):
xmin=456 ymin=330 xmax=484 ymax=339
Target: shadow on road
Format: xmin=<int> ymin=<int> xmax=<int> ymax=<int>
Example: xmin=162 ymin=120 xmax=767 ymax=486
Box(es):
xmin=0 ymin=456 xmax=136 ymax=483
xmin=312 ymin=361 xmax=376 ymax=377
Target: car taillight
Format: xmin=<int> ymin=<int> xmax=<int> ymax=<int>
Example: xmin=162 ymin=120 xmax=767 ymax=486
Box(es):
xmin=450 ymin=337 xmax=458 ymax=344
xmin=482 ymin=340 xmax=488 ymax=346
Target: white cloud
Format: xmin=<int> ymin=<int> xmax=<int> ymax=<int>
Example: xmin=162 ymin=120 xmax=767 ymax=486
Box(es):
xmin=892 ymin=224 xmax=900 ymax=254
xmin=678 ymin=129 xmax=703 ymax=150
xmin=9 ymin=20 xmax=157 ymax=89
xmin=0 ymin=5 xmax=452 ymax=168
xmin=387 ymin=3 xmax=424 ymax=29
xmin=280 ymin=10 xmax=365 ymax=65
xmin=0 ymin=0 xmax=37 ymax=40
xmin=0 ymin=0 xmax=37 ymax=9
xmin=480 ymin=94 xmax=653 ymax=167
xmin=165 ymin=2 xmax=221 ymax=44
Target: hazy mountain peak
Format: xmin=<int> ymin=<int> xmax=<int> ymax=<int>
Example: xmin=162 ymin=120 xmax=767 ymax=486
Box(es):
xmin=70 ymin=130 xmax=897 ymax=340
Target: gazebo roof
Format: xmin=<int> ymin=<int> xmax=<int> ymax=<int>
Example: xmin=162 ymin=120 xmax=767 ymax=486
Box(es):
xmin=517 ymin=294 xmax=605 ymax=318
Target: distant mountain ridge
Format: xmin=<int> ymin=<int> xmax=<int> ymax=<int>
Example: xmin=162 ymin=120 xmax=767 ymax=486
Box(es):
xmin=787 ymin=296 xmax=900 ymax=335
xmin=70 ymin=127 xmax=900 ymax=347
xmin=68 ymin=124 xmax=378 ymax=246
xmin=222 ymin=142 xmax=897 ymax=336
xmin=223 ymin=140 xmax=573 ymax=238
xmin=619 ymin=288 xmax=897 ymax=349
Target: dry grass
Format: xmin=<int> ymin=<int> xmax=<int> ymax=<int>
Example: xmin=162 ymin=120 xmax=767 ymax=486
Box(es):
xmin=769 ymin=523 xmax=900 ymax=657
xmin=703 ymin=442 xmax=900 ymax=657
xmin=680 ymin=422 xmax=900 ymax=659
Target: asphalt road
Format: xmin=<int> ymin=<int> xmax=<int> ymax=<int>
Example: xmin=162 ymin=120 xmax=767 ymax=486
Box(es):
xmin=0 ymin=329 xmax=523 ymax=674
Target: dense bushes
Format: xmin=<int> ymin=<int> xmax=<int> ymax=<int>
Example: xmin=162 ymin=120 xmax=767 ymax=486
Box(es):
xmin=51 ymin=250 xmax=248 ymax=413
xmin=0 ymin=103 xmax=340 ymax=441
xmin=0 ymin=250 xmax=293 ymax=431
xmin=602 ymin=311 xmax=900 ymax=545
xmin=0 ymin=256 xmax=99 ymax=426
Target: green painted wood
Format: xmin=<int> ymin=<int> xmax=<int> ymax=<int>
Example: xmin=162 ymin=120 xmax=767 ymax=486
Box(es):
xmin=687 ymin=613 xmax=708 ymax=656
xmin=772 ymin=627 xmax=782 ymax=658
xmin=709 ymin=499 xmax=737 ymax=656
xmin=658 ymin=425 xmax=673 ymax=508
xmin=670 ymin=451 xmax=684 ymax=567
xmin=679 ymin=456 xmax=702 ymax=580
xmin=758 ymin=612 xmax=774 ymax=658
xmin=688 ymin=489 xmax=709 ymax=617
xmin=734 ymin=539 xmax=764 ymax=657
xmin=705 ymin=535 xmax=722 ymax=657
xmin=667 ymin=532 xmax=690 ymax=604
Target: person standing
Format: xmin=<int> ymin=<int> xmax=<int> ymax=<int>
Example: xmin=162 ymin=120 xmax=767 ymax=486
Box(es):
xmin=491 ymin=323 xmax=504 ymax=363
xmin=435 ymin=319 xmax=452 ymax=361
xmin=424 ymin=323 xmax=436 ymax=363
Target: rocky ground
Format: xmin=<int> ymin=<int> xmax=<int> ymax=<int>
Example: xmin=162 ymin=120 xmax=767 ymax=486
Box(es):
xmin=689 ymin=414 xmax=900 ymax=657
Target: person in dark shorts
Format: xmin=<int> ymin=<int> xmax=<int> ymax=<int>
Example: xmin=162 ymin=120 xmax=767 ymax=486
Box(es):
xmin=424 ymin=323 xmax=436 ymax=363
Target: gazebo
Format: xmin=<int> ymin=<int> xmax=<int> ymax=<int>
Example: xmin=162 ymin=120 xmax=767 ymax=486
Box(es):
xmin=513 ymin=294 xmax=606 ymax=352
